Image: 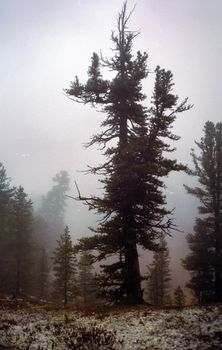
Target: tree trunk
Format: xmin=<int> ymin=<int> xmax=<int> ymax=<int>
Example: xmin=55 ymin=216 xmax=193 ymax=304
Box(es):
xmin=214 ymin=229 xmax=221 ymax=302
xmin=120 ymin=213 xmax=143 ymax=304
xmin=64 ymin=266 xmax=68 ymax=305
xmin=214 ymin=269 xmax=221 ymax=302
xmin=16 ymin=232 xmax=21 ymax=296
xmin=64 ymin=280 xmax=67 ymax=305
xmin=16 ymin=260 xmax=21 ymax=296
xmin=118 ymin=90 xmax=144 ymax=304
xmin=124 ymin=244 xmax=143 ymax=304
xmin=214 ymin=206 xmax=221 ymax=302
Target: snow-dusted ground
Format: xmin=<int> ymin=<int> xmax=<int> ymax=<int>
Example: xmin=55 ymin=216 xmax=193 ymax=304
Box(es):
xmin=0 ymin=303 xmax=222 ymax=349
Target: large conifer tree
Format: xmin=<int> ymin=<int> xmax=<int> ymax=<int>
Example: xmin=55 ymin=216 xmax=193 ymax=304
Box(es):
xmin=66 ymin=3 xmax=191 ymax=304
xmin=183 ymin=121 xmax=222 ymax=303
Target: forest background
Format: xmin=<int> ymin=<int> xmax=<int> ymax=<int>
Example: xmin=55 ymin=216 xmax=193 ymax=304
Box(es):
xmin=1 ymin=0 xmax=222 ymax=295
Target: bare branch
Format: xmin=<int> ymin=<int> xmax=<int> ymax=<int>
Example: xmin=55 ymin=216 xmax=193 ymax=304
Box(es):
xmin=66 ymin=194 xmax=76 ymax=200
xmin=124 ymin=4 xmax=136 ymax=26
xmin=63 ymin=92 xmax=85 ymax=104
xmin=66 ymin=180 xmax=94 ymax=204
xmin=74 ymin=180 xmax=81 ymax=199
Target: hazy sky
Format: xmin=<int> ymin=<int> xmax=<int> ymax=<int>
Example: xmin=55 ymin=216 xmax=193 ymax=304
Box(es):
xmin=1 ymin=0 xmax=222 ymax=274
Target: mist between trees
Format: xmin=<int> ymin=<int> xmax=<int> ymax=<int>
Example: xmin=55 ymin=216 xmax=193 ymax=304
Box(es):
xmin=0 ymin=2 xmax=221 ymax=307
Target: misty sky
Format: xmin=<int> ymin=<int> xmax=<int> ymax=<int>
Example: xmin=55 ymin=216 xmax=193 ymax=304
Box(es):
xmin=1 ymin=0 xmax=222 ymax=285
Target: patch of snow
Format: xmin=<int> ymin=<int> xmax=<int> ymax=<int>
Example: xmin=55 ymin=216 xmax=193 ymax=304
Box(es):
xmin=0 ymin=305 xmax=222 ymax=349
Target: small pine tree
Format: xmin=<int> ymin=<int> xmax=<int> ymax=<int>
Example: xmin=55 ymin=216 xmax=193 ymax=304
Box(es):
xmin=174 ymin=285 xmax=185 ymax=307
xmin=52 ymin=226 xmax=77 ymax=305
xmin=147 ymin=237 xmax=171 ymax=306
xmin=78 ymin=250 xmax=97 ymax=308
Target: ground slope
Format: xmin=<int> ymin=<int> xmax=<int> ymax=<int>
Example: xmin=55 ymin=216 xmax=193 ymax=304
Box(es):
xmin=0 ymin=303 xmax=222 ymax=349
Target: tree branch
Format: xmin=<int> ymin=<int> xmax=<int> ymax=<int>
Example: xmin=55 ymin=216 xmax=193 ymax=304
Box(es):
xmin=66 ymin=180 xmax=94 ymax=205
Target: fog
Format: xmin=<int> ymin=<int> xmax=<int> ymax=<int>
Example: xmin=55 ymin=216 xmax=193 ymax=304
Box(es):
xmin=1 ymin=0 xmax=222 ymax=291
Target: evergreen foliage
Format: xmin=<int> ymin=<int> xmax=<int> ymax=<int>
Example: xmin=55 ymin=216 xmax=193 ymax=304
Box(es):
xmin=174 ymin=285 xmax=185 ymax=307
xmin=65 ymin=2 xmax=191 ymax=304
xmin=52 ymin=226 xmax=77 ymax=305
xmin=11 ymin=186 xmax=34 ymax=296
xmin=183 ymin=121 xmax=222 ymax=303
xmin=36 ymin=247 xmax=49 ymax=300
xmin=78 ymin=250 xmax=97 ymax=307
xmin=0 ymin=163 xmax=14 ymax=233
xmin=147 ymin=236 xmax=171 ymax=306
xmin=0 ymin=164 xmax=43 ymax=297
xmin=0 ymin=163 xmax=15 ymax=293
xmin=30 ymin=216 xmax=51 ymax=300
xmin=39 ymin=170 xmax=70 ymax=253
xmin=33 ymin=215 xmax=50 ymax=248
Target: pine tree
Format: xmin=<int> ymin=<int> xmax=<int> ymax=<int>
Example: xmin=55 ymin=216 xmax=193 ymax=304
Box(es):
xmin=52 ymin=226 xmax=77 ymax=305
xmin=147 ymin=237 xmax=171 ymax=306
xmin=36 ymin=248 xmax=49 ymax=300
xmin=183 ymin=226 xmax=214 ymax=303
xmin=66 ymin=3 xmax=191 ymax=304
xmin=11 ymin=186 xmax=33 ymax=296
xmin=39 ymin=170 xmax=70 ymax=252
xmin=31 ymin=216 xmax=51 ymax=300
xmin=0 ymin=163 xmax=15 ymax=293
xmin=183 ymin=121 xmax=222 ymax=303
xmin=33 ymin=214 xmax=50 ymax=248
xmin=0 ymin=163 xmax=14 ymax=234
xmin=78 ymin=250 xmax=96 ymax=308
xmin=174 ymin=285 xmax=185 ymax=307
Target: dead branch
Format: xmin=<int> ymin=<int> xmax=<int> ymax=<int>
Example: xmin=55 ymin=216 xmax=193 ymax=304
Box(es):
xmin=66 ymin=180 xmax=93 ymax=203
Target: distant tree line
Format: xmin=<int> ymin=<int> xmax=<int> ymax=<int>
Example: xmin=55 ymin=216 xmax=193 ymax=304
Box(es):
xmin=0 ymin=165 xmax=35 ymax=296
xmin=0 ymin=165 xmax=97 ymax=306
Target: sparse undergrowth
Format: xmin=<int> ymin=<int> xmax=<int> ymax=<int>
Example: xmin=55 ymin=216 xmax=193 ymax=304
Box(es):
xmin=0 ymin=301 xmax=222 ymax=350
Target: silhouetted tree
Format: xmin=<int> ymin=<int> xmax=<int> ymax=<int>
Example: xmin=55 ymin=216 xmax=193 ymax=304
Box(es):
xmin=174 ymin=285 xmax=185 ymax=307
xmin=30 ymin=215 xmax=51 ymax=300
xmin=65 ymin=3 xmax=191 ymax=304
xmin=33 ymin=214 xmax=49 ymax=247
xmin=183 ymin=121 xmax=222 ymax=303
xmin=147 ymin=236 xmax=171 ymax=306
xmin=11 ymin=186 xmax=33 ymax=296
xmin=78 ymin=250 xmax=96 ymax=308
xmin=0 ymin=163 xmax=15 ymax=293
xmin=36 ymin=248 xmax=49 ymax=300
xmin=39 ymin=170 xmax=70 ymax=252
xmin=0 ymin=163 xmax=14 ymax=233
xmin=52 ymin=226 xmax=77 ymax=305
xmin=183 ymin=226 xmax=214 ymax=304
